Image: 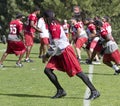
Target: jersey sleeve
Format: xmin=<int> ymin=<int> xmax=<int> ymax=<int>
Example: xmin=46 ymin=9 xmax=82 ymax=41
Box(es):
xmin=101 ymin=28 xmax=108 ymax=39
xmin=17 ymin=21 xmax=23 ymax=33
xmin=29 ymin=14 xmax=36 ymax=21
xmin=74 ymin=24 xmax=80 ymax=29
xmin=88 ymin=24 xmax=96 ymax=31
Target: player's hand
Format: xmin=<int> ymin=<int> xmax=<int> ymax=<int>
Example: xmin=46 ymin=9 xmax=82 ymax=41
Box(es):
xmin=42 ymin=55 xmax=48 ymax=63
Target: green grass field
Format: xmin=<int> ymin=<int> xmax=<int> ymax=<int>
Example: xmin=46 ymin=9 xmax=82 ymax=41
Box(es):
xmin=0 ymin=43 xmax=120 ymax=106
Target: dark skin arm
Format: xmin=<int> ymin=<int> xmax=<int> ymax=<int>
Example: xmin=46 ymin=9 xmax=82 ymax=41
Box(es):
xmin=89 ymin=29 xmax=97 ymax=38
xmin=19 ymin=30 xmax=25 ymax=42
xmin=30 ymin=20 xmax=42 ymax=33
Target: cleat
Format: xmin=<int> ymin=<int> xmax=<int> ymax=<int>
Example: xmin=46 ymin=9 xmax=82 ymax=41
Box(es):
xmin=52 ymin=89 xmax=67 ymax=99
xmin=24 ymin=58 xmax=33 ymax=63
xmin=16 ymin=62 xmax=23 ymax=67
xmin=77 ymin=57 xmax=82 ymax=62
xmin=38 ymin=55 xmax=43 ymax=58
xmin=114 ymin=69 xmax=120 ymax=75
xmin=86 ymin=59 xmax=92 ymax=64
xmin=0 ymin=64 xmax=4 ymax=68
xmin=87 ymin=90 xmax=100 ymax=100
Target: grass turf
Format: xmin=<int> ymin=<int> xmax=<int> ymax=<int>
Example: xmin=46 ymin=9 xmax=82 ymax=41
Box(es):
xmin=0 ymin=43 xmax=120 ymax=106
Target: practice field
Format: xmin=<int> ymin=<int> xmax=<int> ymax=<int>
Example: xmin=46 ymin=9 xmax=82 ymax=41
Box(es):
xmin=0 ymin=43 xmax=120 ymax=106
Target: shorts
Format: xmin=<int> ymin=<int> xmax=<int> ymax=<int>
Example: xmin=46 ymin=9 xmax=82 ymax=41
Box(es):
xmin=103 ymin=49 xmax=120 ymax=64
xmin=6 ymin=40 xmax=26 ymax=56
xmin=24 ymin=32 xmax=34 ymax=46
xmin=75 ymin=37 xmax=88 ymax=48
xmin=46 ymin=45 xmax=82 ymax=77
xmin=40 ymin=37 xmax=49 ymax=45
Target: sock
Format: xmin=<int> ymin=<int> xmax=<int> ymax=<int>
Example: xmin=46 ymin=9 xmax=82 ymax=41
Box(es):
xmin=25 ymin=58 xmax=29 ymax=60
xmin=44 ymin=68 xmax=63 ymax=90
xmin=76 ymin=72 xmax=96 ymax=91
xmin=112 ymin=64 xmax=119 ymax=71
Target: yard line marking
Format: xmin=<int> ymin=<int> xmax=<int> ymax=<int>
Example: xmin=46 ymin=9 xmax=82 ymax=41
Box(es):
xmin=83 ymin=65 xmax=94 ymax=106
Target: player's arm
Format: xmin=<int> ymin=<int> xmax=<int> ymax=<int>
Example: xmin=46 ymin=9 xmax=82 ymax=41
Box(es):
xmin=89 ymin=29 xmax=97 ymax=38
xmin=76 ymin=27 xmax=81 ymax=36
xmin=42 ymin=39 xmax=63 ymax=63
xmin=30 ymin=20 xmax=42 ymax=33
xmin=18 ymin=23 xmax=25 ymax=42
xmin=19 ymin=30 xmax=25 ymax=42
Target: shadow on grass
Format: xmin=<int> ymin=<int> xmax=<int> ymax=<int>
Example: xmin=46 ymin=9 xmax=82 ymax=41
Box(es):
xmin=0 ymin=93 xmax=51 ymax=98
xmin=0 ymin=93 xmax=83 ymax=99
xmin=2 ymin=66 xmax=21 ymax=68
xmin=4 ymin=59 xmax=16 ymax=62
xmin=31 ymin=52 xmax=38 ymax=55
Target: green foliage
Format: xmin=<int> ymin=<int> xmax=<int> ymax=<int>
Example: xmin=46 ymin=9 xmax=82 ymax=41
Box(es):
xmin=0 ymin=0 xmax=120 ymax=42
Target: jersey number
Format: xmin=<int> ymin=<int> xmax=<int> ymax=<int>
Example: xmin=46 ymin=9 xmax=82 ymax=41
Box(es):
xmin=10 ymin=24 xmax=17 ymax=34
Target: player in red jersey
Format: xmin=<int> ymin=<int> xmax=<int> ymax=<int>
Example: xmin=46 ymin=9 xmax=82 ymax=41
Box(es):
xmin=93 ymin=20 xmax=120 ymax=75
xmin=70 ymin=18 xmax=88 ymax=62
xmin=102 ymin=16 xmax=112 ymax=35
xmin=86 ymin=17 xmax=112 ymax=65
xmin=24 ymin=6 xmax=41 ymax=62
xmin=0 ymin=13 xmax=26 ymax=67
xmin=85 ymin=18 xmax=101 ymax=64
xmin=42 ymin=10 xmax=100 ymax=100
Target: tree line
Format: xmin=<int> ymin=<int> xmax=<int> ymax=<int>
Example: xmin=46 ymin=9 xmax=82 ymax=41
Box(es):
xmin=0 ymin=0 xmax=120 ymax=42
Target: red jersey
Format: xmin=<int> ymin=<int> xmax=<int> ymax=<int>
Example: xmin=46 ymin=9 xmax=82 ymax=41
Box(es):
xmin=77 ymin=21 xmax=84 ymax=29
xmin=103 ymin=22 xmax=112 ymax=34
xmin=100 ymin=26 xmax=113 ymax=40
xmin=49 ymin=21 xmax=61 ymax=39
xmin=88 ymin=23 xmax=96 ymax=32
xmin=9 ymin=19 xmax=23 ymax=35
xmin=25 ymin=13 xmax=38 ymax=33
xmin=8 ymin=19 xmax=23 ymax=41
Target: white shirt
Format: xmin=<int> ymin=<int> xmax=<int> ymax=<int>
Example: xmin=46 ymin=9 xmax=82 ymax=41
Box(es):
xmin=37 ymin=17 xmax=49 ymax=38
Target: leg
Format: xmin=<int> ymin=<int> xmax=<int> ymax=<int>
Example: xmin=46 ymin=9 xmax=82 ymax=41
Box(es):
xmin=75 ymin=47 xmax=81 ymax=61
xmin=42 ymin=44 xmax=48 ymax=56
xmin=26 ymin=46 xmax=32 ymax=59
xmin=86 ymin=49 xmax=91 ymax=59
xmin=39 ymin=44 xmax=48 ymax=57
xmin=103 ymin=60 xmax=113 ymax=67
xmin=44 ymin=68 xmax=66 ymax=98
xmin=86 ymin=50 xmax=99 ymax=64
xmin=39 ymin=44 xmax=43 ymax=58
xmin=103 ymin=60 xmax=120 ymax=75
xmin=16 ymin=53 xmax=25 ymax=67
xmin=17 ymin=53 xmax=25 ymax=63
xmin=0 ymin=52 xmax=8 ymax=65
xmin=25 ymin=46 xmax=33 ymax=62
xmin=76 ymin=72 xmax=100 ymax=100
xmin=86 ymin=49 xmax=94 ymax=64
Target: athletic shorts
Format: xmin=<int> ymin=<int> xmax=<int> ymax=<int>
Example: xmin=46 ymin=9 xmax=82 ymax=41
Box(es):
xmin=6 ymin=40 xmax=26 ymax=56
xmin=103 ymin=49 xmax=120 ymax=64
xmin=75 ymin=37 xmax=88 ymax=48
xmin=46 ymin=45 xmax=82 ymax=77
xmin=24 ymin=32 xmax=34 ymax=46
xmin=40 ymin=37 xmax=49 ymax=45
xmin=94 ymin=42 xmax=103 ymax=52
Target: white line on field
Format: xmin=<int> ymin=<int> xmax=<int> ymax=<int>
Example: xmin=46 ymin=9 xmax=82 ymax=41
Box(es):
xmin=83 ymin=65 xmax=94 ymax=106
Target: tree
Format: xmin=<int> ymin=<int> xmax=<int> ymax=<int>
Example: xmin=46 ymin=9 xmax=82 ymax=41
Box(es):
xmin=0 ymin=0 xmax=120 ymax=42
